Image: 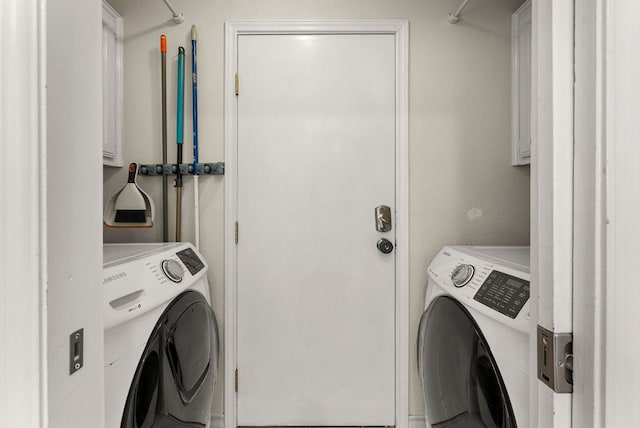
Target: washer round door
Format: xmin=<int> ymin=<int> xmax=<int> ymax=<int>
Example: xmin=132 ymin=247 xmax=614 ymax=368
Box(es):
xmin=417 ymin=296 xmax=516 ymax=428
xmin=121 ymin=290 xmax=219 ymax=428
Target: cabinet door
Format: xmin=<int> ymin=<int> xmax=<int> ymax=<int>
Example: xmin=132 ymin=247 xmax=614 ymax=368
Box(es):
xmin=512 ymin=0 xmax=532 ymax=166
xmin=102 ymin=1 xmax=123 ymax=167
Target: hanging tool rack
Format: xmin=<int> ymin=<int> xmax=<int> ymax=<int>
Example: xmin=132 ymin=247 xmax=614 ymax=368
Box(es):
xmin=138 ymin=162 xmax=224 ymax=176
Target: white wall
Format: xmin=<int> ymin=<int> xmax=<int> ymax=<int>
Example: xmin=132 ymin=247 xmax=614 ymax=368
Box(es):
xmin=105 ymin=0 xmax=530 ymax=416
xmin=47 ymin=0 xmax=105 ymax=427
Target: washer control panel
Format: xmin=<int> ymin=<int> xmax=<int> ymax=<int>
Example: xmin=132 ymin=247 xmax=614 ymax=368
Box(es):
xmin=103 ymin=242 xmax=209 ymax=331
xmin=427 ymin=246 xmax=530 ymax=333
xmin=473 ymin=270 xmax=530 ymax=319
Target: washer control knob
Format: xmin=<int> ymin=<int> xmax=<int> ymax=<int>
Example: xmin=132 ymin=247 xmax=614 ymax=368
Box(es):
xmin=451 ymin=264 xmax=475 ymax=287
xmin=162 ymin=259 xmax=184 ymax=283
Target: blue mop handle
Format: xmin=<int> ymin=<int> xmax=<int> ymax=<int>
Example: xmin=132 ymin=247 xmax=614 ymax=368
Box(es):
xmin=191 ymin=26 xmax=199 ymax=174
xmin=177 ymin=47 xmax=185 ymax=146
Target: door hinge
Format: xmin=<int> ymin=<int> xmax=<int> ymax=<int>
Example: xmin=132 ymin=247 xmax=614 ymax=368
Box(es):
xmin=235 ymin=73 xmax=239 ymax=95
xmin=537 ymin=326 xmax=573 ymax=393
xmin=235 ymin=221 xmax=239 ymax=244
xmin=235 ymin=368 xmax=239 ymax=392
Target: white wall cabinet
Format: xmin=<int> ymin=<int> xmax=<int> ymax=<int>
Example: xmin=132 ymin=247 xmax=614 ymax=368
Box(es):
xmin=102 ymin=1 xmax=123 ymax=167
xmin=512 ymin=0 xmax=532 ymax=166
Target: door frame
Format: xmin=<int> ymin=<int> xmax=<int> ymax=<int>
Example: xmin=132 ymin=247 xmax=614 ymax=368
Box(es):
xmin=224 ymin=20 xmax=409 ymax=428
xmin=530 ymin=0 xmax=574 ymax=426
xmin=601 ymin=1 xmax=640 ymax=426
xmin=573 ymin=0 xmax=606 ymax=426
xmin=1 ymin=0 xmax=47 ymax=425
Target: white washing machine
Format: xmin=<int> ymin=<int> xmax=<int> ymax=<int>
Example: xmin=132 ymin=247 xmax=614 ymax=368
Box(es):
xmin=103 ymin=243 xmax=219 ymax=428
xmin=417 ymin=246 xmax=530 ymax=428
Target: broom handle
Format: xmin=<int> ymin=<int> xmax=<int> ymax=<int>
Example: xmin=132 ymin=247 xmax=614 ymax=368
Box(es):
xmin=192 ymin=25 xmax=200 ymax=250
xmin=175 ymin=46 xmax=185 ymax=242
xmin=175 ymin=188 xmax=182 ymax=241
xmin=161 ymin=35 xmax=169 ymax=242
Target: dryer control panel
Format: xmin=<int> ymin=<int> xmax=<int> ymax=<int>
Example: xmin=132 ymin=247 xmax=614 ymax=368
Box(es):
xmin=474 ymin=270 xmax=530 ymax=319
xmin=177 ymin=247 xmax=206 ymax=275
xmin=427 ymin=245 xmax=530 ymax=333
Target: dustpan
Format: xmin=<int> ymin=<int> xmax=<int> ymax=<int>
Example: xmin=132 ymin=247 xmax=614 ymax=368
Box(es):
xmin=104 ymin=163 xmax=155 ymax=228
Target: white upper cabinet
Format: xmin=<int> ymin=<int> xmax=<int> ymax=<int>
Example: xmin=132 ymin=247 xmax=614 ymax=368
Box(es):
xmin=512 ymin=0 xmax=532 ymax=166
xmin=102 ymin=1 xmax=123 ymax=167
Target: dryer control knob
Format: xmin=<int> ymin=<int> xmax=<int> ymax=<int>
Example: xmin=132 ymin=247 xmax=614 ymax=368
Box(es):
xmin=162 ymin=259 xmax=184 ymax=283
xmin=451 ymin=264 xmax=474 ymax=287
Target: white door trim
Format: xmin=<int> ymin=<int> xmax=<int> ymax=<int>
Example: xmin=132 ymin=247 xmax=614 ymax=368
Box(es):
xmin=530 ymin=0 xmax=574 ymax=426
xmin=0 ymin=0 xmax=47 ymax=426
xmin=224 ymin=19 xmax=409 ymax=428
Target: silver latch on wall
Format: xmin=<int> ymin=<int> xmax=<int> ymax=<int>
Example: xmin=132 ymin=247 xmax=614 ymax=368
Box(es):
xmin=537 ymin=325 xmax=573 ymax=393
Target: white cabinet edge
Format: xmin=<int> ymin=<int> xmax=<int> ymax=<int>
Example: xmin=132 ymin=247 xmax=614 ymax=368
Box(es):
xmin=512 ymin=0 xmax=532 ymax=166
xmin=102 ymin=1 xmax=124 ymax=167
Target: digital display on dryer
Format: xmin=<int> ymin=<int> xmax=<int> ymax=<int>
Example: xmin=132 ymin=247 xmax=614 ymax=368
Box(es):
xmin=177 ymin=248 xmax=205 ymax=275
xmin=505 ymin=277 xmax=524 ymax=289
xmin=473 ymin=270 xmax=530 ymax=319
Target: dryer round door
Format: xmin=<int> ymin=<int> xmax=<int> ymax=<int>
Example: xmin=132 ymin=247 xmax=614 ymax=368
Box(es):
xmin=120 ymin=290 xmax=219 ymax=428
xmin=417 ymin=296 xmax=516 ymax=428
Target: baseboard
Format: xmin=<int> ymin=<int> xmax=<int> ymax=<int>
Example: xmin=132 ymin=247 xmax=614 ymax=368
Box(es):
xmin=210 ymin=414 xmax=424 ymax=428
xmin=409 ymin=415 xmax=426 ymax=428
xmin=210 ymin=414 xmax=224 ymax=428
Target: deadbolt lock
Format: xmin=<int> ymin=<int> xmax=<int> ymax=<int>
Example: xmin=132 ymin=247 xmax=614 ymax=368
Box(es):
xmin=375 ymin=205 xmax=392 ymax=232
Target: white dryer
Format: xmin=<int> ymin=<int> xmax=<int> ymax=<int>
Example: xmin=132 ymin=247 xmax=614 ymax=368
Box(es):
xmin=417 ymin=246 xmax=530 ymax=428
xmin=103 ymin=243 xmax=219 ymax=428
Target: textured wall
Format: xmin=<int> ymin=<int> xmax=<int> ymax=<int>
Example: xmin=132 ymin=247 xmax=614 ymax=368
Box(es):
xmin=105 ymin=0 xmax=530 ymax=417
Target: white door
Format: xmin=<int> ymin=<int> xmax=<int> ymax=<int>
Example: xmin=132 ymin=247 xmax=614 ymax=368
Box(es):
xmin=236 ymin=33 xmax=396 ymax=426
